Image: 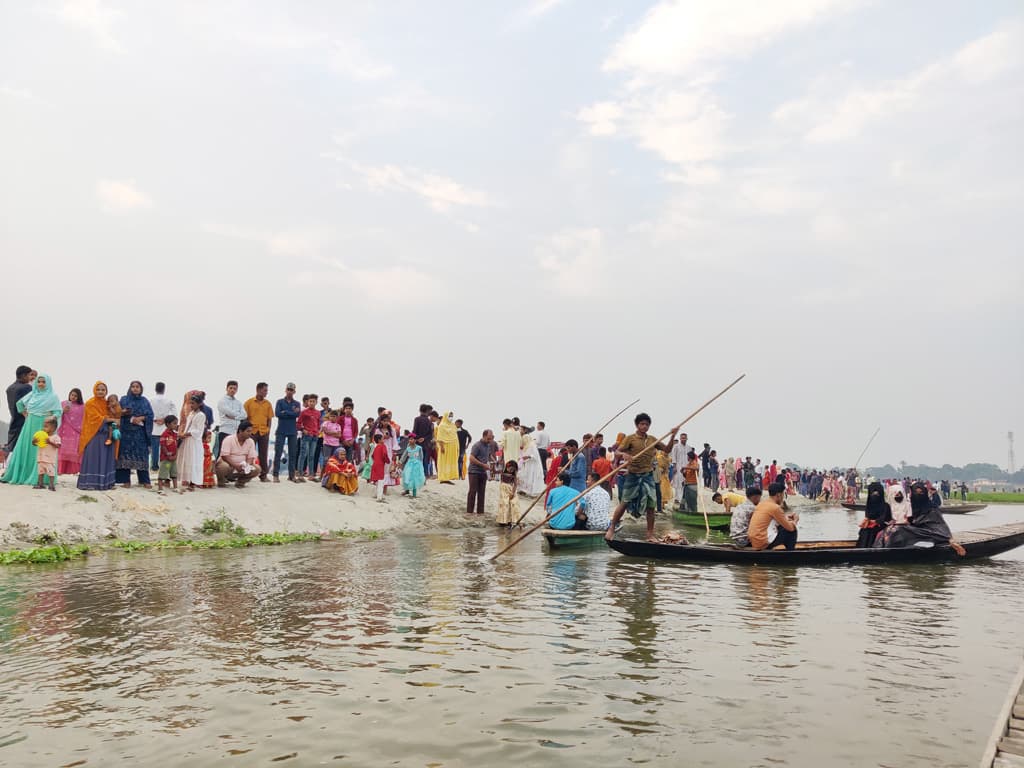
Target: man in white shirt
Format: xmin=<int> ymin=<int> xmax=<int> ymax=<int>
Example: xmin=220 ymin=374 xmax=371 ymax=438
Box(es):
xmin=216 ymin=421 xmax=260 ymax=487
xmin=215 ymin=380 xmax=246 ymax=459
xmin=670 ymin=436 xmax=689 ymax=509
xmin=535 ymin=421 xmax=550 ymax=474
xmin=149 ymin=381 xmax=177 ymax=472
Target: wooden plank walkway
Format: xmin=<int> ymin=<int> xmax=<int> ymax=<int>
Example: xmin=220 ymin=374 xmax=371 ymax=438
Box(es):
xmin=981 ymin=659 xmax=1024 ymax=768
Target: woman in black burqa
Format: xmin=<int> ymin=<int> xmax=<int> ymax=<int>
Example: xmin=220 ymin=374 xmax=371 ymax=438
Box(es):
xmin=856 ymin=481 xmax=892 ymax=547
xmin=873 ymin=481 xmax=965 ymax=555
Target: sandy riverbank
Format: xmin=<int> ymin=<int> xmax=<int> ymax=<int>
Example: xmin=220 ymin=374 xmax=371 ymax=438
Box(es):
xmin=0 ymin=475 xmax=818 ymax=550
xmin=0 ymin=477 xmax=554 ymax=549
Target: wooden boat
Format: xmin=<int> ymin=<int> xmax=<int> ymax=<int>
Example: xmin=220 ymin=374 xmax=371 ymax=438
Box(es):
xmin=840 ymin=502 xmax=987 ymax=514
xmin=673 ymin=512 xmax=731 ymax=531
xmin=541 ymin=528 xmax=607 ymax=548
xmin=979 ymin=658 xmax=1024 ymax=767
xmin=605 ymin=522 xmax=1024 ymax=565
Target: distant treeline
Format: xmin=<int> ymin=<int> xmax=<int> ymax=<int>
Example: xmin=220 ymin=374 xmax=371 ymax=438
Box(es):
xmin=864 ymin=462 xmax=1024 ymax=484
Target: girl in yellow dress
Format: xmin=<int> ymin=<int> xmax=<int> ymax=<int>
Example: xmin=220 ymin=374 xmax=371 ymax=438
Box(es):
xmin=496 ymin=460 xmax=520 ymax=526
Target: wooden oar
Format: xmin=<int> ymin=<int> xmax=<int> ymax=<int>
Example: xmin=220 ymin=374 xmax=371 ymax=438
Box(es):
xmin=853 ymin=427 xmax=880 ymax=470
xmin=512 ymin=398 xmax=640 ymax=527
xmin=698 ymin=483 xmax=710 ymax=534
xmin=488 ymin=374 xmax=745 ymax=561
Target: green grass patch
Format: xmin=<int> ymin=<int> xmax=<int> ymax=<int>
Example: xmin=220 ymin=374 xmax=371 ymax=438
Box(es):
xmin=109 ymin=532 xmax=322 ymax=553
xmin=76 ymin=494 xmax=98 ymax=503
xmin=198 ymin=512 xmax=246 ymax=536
xmin=333 ymin=529 xmax=383 ymax=540
xmin=965 ymin=492 xmax=1024 ymax=503
xmin=0 ymin=544 xmax=91 ymax=564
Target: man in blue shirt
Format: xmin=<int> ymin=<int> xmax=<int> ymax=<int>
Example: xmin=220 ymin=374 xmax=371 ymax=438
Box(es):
xmin=545 ymin=472 xmax=581 ymax=530
xmin=273 ymin=382 xmax=302 ymax=483
xmin=565 ymin=439 xmax=588 ymax=492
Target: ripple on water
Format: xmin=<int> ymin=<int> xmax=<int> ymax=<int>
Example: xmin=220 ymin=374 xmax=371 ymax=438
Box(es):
xmin=0 ymin=512 xmax=1023 ymax=766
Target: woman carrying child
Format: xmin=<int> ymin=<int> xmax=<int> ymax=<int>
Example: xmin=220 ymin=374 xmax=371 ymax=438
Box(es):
xmin=78 ymin=382 xmax=117 ymax=491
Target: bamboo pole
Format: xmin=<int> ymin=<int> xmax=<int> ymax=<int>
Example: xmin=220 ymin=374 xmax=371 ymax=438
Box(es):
xmin=511 ymin=398 xmax=640 ymax=527
xmin=487 ymin=374 xmax=745 ymax=561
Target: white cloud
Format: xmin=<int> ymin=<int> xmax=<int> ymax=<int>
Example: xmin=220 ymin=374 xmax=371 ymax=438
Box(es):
xmin=302 ymin=257 xmax=442 ymax=305
xmin=351 ymin=162 xmax=490 ymax=213
xmin=54 ymin=0 xmax=121 ymax=52
xmin=579 ymin=0 xmax=854 ymax=172
xmin=776 ymin=21 xmax=1024 ymax=143
xmin=604 ymin=0 xmax=855 ymax=79
xmin=536 ymin=228 xmax=609 ymax=298
xmin=524 ymin=0 xmax=566 ymax=19
xmin=96 ymin=179 xmax=151 ymax=213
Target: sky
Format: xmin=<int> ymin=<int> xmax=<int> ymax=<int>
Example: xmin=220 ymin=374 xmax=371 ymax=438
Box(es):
xmin=1 ymin=0 xmax=1021 ymax=470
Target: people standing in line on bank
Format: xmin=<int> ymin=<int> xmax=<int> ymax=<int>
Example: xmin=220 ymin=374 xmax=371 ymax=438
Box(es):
xmin=4 ymin=365 xmax=33 ymax=454
xmin=466 ymin=430 xmax=494 ymax=515
xmin=455 ymin=419 xmax=472 ymax=480
xmin=2 ymin=372 xmax=62 ymax=486
xmin=115 ymin=380 xmax=153 ymax=488
xmin=273 ymin=383 xmax=301 ymax=483
xmin=243 ymin=382 xmax=273 ymax=482
xmin=148 ymin=381 xmax=176 ymax=472
xmin=535 ymin=421 xmax=550 ymax=475
xmin=215 ymin=380 xmax=245 ymax=459
xmin=77 ymin=382 xmax=117 ymax=491
xmin=58 ymin=388 xmax=84 ymax=475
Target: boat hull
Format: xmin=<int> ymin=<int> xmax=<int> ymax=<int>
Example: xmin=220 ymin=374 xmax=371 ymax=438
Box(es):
xmin=673 ymin=513 xmax=731 ymax=531
xmin=605 ymin=523 xmax=1024 ymax=565
xmin=840 ymin=502 xmax=987 ymax=514
xmin=542 ymin=529 xmax=607 ymax=548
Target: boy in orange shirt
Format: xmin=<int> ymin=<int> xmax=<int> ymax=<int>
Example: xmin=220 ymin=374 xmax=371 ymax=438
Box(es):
xmin=748 ymin=482 xmax=799 ymax=550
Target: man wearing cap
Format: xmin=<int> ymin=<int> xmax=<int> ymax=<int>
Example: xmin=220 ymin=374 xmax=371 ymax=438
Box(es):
xmin=273 ymin=383 xmax=302 ymax=483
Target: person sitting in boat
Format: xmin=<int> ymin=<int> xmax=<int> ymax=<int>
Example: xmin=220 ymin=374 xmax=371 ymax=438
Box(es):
xmin=927 ymin=482 xmax=943 ymax=509
xmin=873 ymin=481 xmax=966 ymax=555
xmin=578 ymin=471 xmax=613 ymax=531
xmin=712 ymin=490 xmax=746 ymax=514
xmin=728 ymin=486 xmax=761 ymax=547
xmin=856 ymin=481 xmax=891 ymax=548
xmin=886 ymin=484 xmax=911 ymax=524
xmin=749 ymin=482 xmax=799 ymax=551
xmin=545 ymin=472 xmax=581 ymax=530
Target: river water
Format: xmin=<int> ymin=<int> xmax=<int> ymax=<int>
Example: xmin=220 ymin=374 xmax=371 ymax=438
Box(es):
xmin=2 ymin=505 xmax=1023 ymax=767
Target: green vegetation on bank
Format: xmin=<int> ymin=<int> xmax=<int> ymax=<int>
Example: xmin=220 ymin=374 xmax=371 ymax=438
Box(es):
xmin=0 ymin=528 xmax=384 ymax=566
xmin=965 ymin=492 xmax=1024 ymax=503
xmin=0 ymin=543 xmax=91 ymax=564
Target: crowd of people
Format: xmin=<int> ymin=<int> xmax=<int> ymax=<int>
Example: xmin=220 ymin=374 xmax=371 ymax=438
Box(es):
xmin=0 ymin=366 xmax=980 ymax=557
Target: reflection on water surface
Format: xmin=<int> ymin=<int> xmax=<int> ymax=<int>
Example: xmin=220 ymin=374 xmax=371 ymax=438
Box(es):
xmin=1 ymin=506 xmax=1023 ymax=766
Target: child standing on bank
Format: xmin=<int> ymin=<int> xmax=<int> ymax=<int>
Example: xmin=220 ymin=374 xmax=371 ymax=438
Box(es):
xmin=369 ymin=432 xmax=390 ymax=502
xmin=32 ymin=416 xmax=61 ymax=491
xmin=158 ymin=415 xmax=179 ymax=491
xmin=297 ymin=394 xmax=321 ymax=480
xmin=496 ymin=460 xmax=520 ymax=526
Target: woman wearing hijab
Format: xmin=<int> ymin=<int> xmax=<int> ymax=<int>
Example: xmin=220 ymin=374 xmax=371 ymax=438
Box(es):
xmin=78 ymin=382 xmax=118 ymax=491
xmin=856 ymin=481 xmax=892 ymax=547
xmin=0 ymin=373 xmax=63 ymax=485
xmin=435 ymin=411 xmax=460 ymax=484
xmin=58 ymin=388 xmax=85 ymax=475
xmin=115 ymin=380 xmax=154 ymax=487
xmin=885 ymin=483 xmax=911 ymax=524
xmin=874 ymin=481 xmax=965 ymax=554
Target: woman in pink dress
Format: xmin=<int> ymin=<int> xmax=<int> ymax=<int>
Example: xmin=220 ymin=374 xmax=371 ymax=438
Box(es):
xmin=58 ymin=388 xmax=85 ymax=474
xmin=720 ymin=459 xmax=730 ymax=491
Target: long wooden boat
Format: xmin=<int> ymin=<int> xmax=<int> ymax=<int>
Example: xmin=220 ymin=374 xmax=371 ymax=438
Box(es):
xmin=541 ymin=528 xmax=607 ymax=548
xmin=979 ymin=658 xmax=1024 ymax=768
xmin=673 ymin=512 xmax=731 ymax=531
xmin=840 ymin=501 xmax=988 ymax=514
xmin=605 ymin=522 xmax=1024 ymax=565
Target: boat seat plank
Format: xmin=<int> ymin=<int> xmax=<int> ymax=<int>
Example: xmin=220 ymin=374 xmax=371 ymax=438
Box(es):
xmin=1013 ymin=706 xmax=1024 ymax=720
xmin=999 ymin=738 xmax=1024 ymax=757
xmin=995 ymin=754 xmax=1024 ymax=768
